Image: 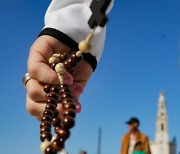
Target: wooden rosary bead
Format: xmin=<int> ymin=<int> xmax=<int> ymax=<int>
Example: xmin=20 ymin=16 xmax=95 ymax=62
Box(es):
xmin=40 ymin=126 xmax=51 ymax=133
xmin=59 ymin=84 xmax=68 ymax=89
xmin=55 ymin=63 xmax=66 ymax=74
xmin=45 ymin=146 xmax=57 ymax=154
xmin=55 ymin=127 xmax=70 ymax=141
xmin=63 ymin=109 xmax=76 ymax=118
xmin=60 ymin=87 xmax=71 ymax=94
xmin=62 ymin=98 xmax=73 ymax=104
xmin=51 ymin=139 xmax=65 ymax=151
xmin=59 ymin=53 xmax=68 ymax=62
xmin=50 ymin=63 xmax=56 ymax=71
xmin=41 ymin=115 xmax=52 ymax=122
xmin=63 ymin=61 xmax=75 ymax=72
xmin=54 ymin=109 xmax=60 ymax=117
xmin=63 ymin=102 xmax=76 ymax=110
xmin=67 ymin=58 xmax=77 ymax=66
xmin=43 ymin=109 xmax=54 ymax=118
xmin=70 ymin=53 xmax=82 ymax=63
xmin=52 ymin=117 xmax=61 ymax=127
xmin=62 ymin=92 xmax=73 ymax=99
xmin=40 ymin=140 xmax=51 ymax=152
xmin=44 ymin=85 xmax=52 ymax=93
xmin=50 ymin=86 xmax=59 ymax=94
xmin=40 ymin=121 xmax=51 ymax=128
xmin=45 ymin=103 xmax=57 ymax=111
xmin=78 ymin=40 xmax=91 ymax=52
xmin=62 ymin=116 xmax=75 ymax=129
xmin=47 ymin=98 xmax=57 ymax=106
xmin=40 ymin=131 xmax=52 ymax=142
xmin=49 ymin=56 xmax=59 ymax=64
xmin=47 ymin=92 xmax=58 ymax=100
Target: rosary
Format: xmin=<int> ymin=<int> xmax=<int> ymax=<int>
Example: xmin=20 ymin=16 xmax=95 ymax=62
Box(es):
xmin=37 ymin=0 xmax=111 ymax=153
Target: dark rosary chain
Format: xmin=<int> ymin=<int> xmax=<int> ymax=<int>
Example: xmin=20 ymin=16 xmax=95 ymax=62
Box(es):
xmin=40 ymin=52 xmax=82 ymax=154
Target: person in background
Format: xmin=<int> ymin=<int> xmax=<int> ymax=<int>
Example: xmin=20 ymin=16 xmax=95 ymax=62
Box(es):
xmin=80 ymin=150 xmax=87 ymax=154
xmin=120 ymin=117 xmax=151 ymax=154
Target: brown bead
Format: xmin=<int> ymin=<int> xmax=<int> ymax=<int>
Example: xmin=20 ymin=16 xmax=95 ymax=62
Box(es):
xmin=43 ymin=109 xmax=54 ymax=117
xmin=45 ymin=146 xmax=57 ymax=154
xmin=60 ymin=87 xmax=71 ymax=94
xmin=62 ymin=116 xmax=75 ymax=129
xmin=62 ymin=98 xmax=73 ymax=104
xmin=46 ymin=103 xmax=57 ymax=111
xmin=55 ymin=127 xmax=70 ymax=141
xmin=40 ymin=121 xmax=51 ymax=128
xmin=59 ymin=84 xmax=68 ymax=89
xmin=54 ymin=109 xmax=59 ymax=117
xmin=51 ymin=141 xmax=64 ymax=151
xmin=63 ymin=61 xmax=75 ymax=71
xmin=47 ymin=97 xmax=57 ymax=105
xmin=71 ymin=53 xmax=82 ymax=63
xmin=40 ymin=126 xmax=51 ymax=133
xmin=40 ymin=131 xmax=52 ymax=142
xmin=44 ymin=85 xmax=52 ymax=93
xmin=50 ymin=63 xmax=56 ymax=71
xmin=63 ymin=102 xmax=76 ymax=110
xmin=59 ymin=53 xmax=68 ymax=62
xmin=47 ymin=92 xmax=58 ymax=100
xmin=50 ymin=86 xmax=59 ymax=94
xmin=51 ymin=139 xmax=65 ymax=151
xmin=52 ymin=117 xmax=61 ymax=127
xmin=61 ymin=92 xmax=73 ymax=99
xmin=41 ymin=115 xmax=52 ymax=122
xmin=63 ymin=109 xmax=76 ymax=118
xmin=68 ymin=58 xmax=77 ymax=66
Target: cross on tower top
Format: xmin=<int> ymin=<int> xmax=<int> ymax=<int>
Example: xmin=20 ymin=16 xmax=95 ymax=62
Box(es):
xmin=88 ymin=0 xmax=112 ymax=28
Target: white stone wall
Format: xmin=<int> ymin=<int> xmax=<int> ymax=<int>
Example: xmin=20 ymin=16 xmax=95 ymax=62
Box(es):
xmin=150 ymin=141 xmax=176 ymax=154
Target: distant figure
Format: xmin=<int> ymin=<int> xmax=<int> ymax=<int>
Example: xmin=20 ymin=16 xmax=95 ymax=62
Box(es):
xmin=80 ymin=150 xmax=87 ymax=154
xmin=120 ymin=117 xmax=151 ymax=154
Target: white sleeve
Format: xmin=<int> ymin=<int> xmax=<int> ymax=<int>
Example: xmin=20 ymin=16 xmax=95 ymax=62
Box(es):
xmin=43 ymin=0 xmax=113 ymax=62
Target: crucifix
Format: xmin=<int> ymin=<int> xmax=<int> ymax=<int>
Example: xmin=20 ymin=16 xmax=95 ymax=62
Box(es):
xmin=88 ymin=0 xmax=112 ymax=28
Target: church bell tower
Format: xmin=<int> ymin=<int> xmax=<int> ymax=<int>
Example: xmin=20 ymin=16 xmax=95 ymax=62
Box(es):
xmin=155 ymin=92 xmax=169 ymax=154
xmin=150 ymin=92 xmax=176 ymax=154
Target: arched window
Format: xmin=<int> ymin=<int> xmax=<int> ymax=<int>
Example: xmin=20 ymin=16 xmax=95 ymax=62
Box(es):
xmin=161 ymin=124 xmax=164 ymax=131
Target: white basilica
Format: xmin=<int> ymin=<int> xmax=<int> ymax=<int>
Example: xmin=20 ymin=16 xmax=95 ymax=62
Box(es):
xmin=150 ymin=92 xmax=176 ymax=154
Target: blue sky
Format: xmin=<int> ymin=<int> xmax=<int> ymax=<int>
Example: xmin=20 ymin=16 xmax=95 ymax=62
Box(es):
xmin=0 ymin=0 xmax=180 ymax=154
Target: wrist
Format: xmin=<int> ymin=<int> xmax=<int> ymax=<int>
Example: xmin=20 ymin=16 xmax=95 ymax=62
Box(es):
xmin=39 ymin=28 xmax=97 ymax=71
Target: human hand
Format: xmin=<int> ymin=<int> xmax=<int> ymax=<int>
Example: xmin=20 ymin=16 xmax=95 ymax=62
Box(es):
xmin=26 ymin=35 xmax=93 ymax=120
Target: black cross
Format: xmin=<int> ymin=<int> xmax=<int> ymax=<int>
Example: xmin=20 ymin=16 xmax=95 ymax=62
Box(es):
xmin=88 ymin=0 xmax=112 ymax=28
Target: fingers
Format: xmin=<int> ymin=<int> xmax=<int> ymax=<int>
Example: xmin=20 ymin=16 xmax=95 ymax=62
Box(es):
xmin=70 ymin=82 xmax=83 ymax=95
xmin=74 ymin=96 xmax=82 ymax=113
xmin=28 ymin=36 xmax=72 ymax=84
xmin=26 ymin=94 xmax=81 ymax=121
xmin=26 ymin=79 xmax=46 ymax=102
xmin=26 ymin=94 xmax=63 ymax=120
xmin=26 ymin=36 xmax=94 ymax=121
xmin=26 ymin=79 xmax=83 ymax=103
xmin=28 ymin=41 xmax=59 ymax=84
xmin=72 ymin=60 xmax=93 ymax=88
xmin=26 ymin=94 xmax=46 ymax=117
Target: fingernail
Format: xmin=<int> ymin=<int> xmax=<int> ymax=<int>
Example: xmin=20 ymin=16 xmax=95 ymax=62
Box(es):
xmin=64 ymin=78 xmax=73 ymax=85
xmin=73 ymin=86 xmax=83 ymax=95
xmin=76 ymin=104 xmax=81 ymax=113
